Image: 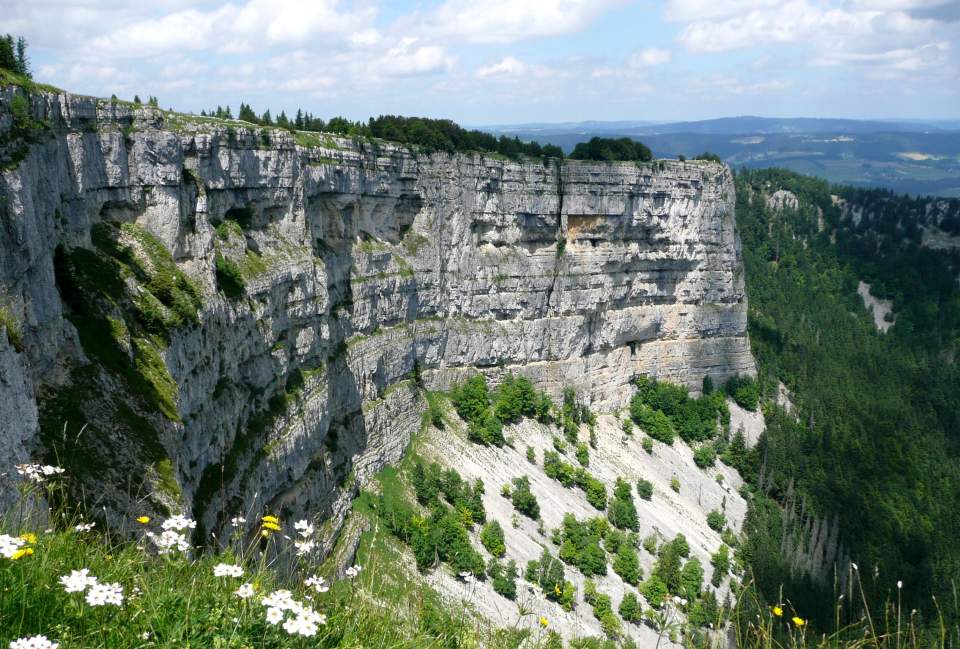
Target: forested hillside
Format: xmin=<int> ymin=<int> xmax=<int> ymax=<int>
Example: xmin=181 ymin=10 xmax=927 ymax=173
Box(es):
xmin=732 ymin=168 xmax=960 ymax=629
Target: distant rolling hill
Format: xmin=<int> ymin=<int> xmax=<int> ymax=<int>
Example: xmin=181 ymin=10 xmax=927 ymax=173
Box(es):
xmin=483 ymin=117 xmax=960 ymax=198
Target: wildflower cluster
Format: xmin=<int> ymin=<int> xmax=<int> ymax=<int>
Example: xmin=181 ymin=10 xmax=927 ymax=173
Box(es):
xmin=260 ymin=589 xmax=327 ymax=637
xmin=15 ymin=464 xmax=65 ymax=483
xmin=213 ymin=563 xmax=244 ymax=578
xmin=261 ymin=515 xmax=281 ymax=537
xmin=144 ymin=514 xmax=195 ymax=555
xmin=9 ymin=635 xmax=59 ymax=649
xmin=293 ymin=519 xmax=317 ymax=556
xmin=304 ymin=575 xmax=329 ymax=593
xmin=59 ymin=569 xmax=124 ymax=607
xmin=1 ymin=534 xmax=33 ymax=561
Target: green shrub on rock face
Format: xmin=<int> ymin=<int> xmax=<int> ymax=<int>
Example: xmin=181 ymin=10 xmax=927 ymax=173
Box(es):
xmin=680 ymin=556 xmax=704 ymax=600
xmin=706 ymin=509 xmax=726 ymax=532
xmin=480 ymin=520 xmax=506 ymax=558
xmin=583 ymin=476 xmax=607 ymax=511
xmin=630 ymin=401 xmax=675 ymax=444
xmin=693 ymin=444 xmax=717 ymax=469
xmin=487 ymin=559 xmax=517 ymax=599
xmin=468 ymin=413 xmax=505 ymax=447
xmin=576 ymin=441 xmax=590 ymax=466
xmin=710 ymin=544 xmax=730 ymax=586
xmin=0 ymin=305 xmax=23 ymax=352
xmin=641 ymin=574 xmax=668 ymax=608
xmin=608 ymin=478 xmax=638 ymax=531
xmin=214 ymin=252 xmax=245 ymax=299
xmin=527 ymin=549 xmax=575 ymax=609
xmin=725 ymin=374 xmax=759 ymax=411
xmin=451 ymin=375 xmax=489 ymax=425
xmin=510 ymin=476 xmax=540 ymax=519
xmin=619 ymin=592 xmax=643 ymax=623
xmin=636 ymin=478 xmax=653 ymax=501
xmin=613 ymin=542 xmax=641 ymax=585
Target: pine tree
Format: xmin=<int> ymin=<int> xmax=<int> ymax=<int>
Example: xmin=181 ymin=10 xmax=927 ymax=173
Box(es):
xmin=15 ymin=36 xmax=29 ymax=77
xmin=0 ymin=35 xmax=17 ymax=73
xmin=295 ymin=109 xmax=304 ymax=130
xmin=260 ymin=109 xmax=272 ymax=125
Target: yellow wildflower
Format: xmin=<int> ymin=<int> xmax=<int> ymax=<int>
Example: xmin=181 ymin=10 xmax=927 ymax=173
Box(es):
xmin=539 ymin=616 xmax=548 ymax=628
xmin=772 ymin=605 xmax=783 ymax=617
xmin=19 ymin=533 xmax=37 ymax=545
xmin=262 ymin=515 xmax=280 ymax=524
xmin=136 ymin=516 xmax=150 ymax=524
xmin=261 ymin=529 xmax=271 ymax=538
xmin=262 ymin=521 xmax=281 ymax=532
xmin=554 ymin=584 xmax=561 ymax=595
xmin=792 ymin=616 xmax=806 ymax=628
xmin=11 ymin=548 xmax=33 ymax=560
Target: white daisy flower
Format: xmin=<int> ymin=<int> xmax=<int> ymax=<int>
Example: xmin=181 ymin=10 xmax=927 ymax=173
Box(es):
xmin=294 ymin=539 xmax=317 ymax=556
xmin=283 ymin=615 xmax=318 ymax=637
xmin=0 ymin=534 xmax=25 ymax=559
xmin=235 ymin=583 xmax=255 ymax=599
xmin=345 ymin=564 xmax=362 ymax=578
xmin=145 ymin=530 xmax=191 ymax=555
xmin=294 ymin=520 xmax=315 ymax=538
xmin=304 ymin=575 xmax=329 ymax=593
xmin=161 ymin=515 xmax=196 ymax=532
xmin=59 ymin=568 xmax=97 ymax=593
xmin=9 ymin=635 xmax=59 ymax=649
xmin=15 ymin=464 xmax=65 ymax=483
xmin=85 ymin=582 xmax=124 ymax=607
xmin=230 ymin=516 xmax=246 ymax=527
xmin=74 ymin=522 xmax=95 ymax=532
xmin=213 ymin=563 xmax=244 ymax=578
xmin=261 ymin=589 xmax=296 ymax=610
xmin=265 ymin=607 xmax=285 ymax=625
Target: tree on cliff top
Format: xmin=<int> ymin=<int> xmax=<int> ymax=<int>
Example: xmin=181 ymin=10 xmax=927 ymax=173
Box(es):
xmin=0 ymin=34 xmax=31 ymax=78
xmin=569 ymin=137 xmax=652 ymax=162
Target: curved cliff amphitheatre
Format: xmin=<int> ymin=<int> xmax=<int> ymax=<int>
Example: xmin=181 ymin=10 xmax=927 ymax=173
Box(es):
xmin=0 ymin=87 xmax=754 ymax=646
xmin=2 ymin=10 xmax=960 ymax=648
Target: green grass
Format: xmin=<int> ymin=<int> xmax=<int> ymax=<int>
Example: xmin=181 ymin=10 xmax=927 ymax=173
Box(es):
xmin=0 ymin=304 xmax=23 ymax=352
xmin=0 ymin=68 xmax=62 ymax=93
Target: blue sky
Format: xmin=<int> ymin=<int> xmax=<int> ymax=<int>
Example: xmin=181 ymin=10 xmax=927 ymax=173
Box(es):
xmin=3 ymin=0 xmax=958 ymax=124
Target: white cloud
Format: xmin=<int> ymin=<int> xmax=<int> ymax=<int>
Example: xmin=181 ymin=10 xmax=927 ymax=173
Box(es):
xmin=664 ymin=0 xmax=781 ymax=22
xmin=276 ymin=77 xmax=337 ymax=93
xmin=667 ymin=0 xmax=959 ymax=79
xmin=376 ymin=38 xmax=454 ymax=77
xmin=475 ymin=56 xmax=556 ymax=80
xmin=349 ymin=29 xmax=382 ymax=47
xmin=84 ymin=0 xmax=375 ymax=58
xmin=160 ymin=59 xmax=208 ymax=80
xmin=409 ymin=0 xmax=627 ymax=45
xmin=628 ymin=48 xmax=671 ymax=67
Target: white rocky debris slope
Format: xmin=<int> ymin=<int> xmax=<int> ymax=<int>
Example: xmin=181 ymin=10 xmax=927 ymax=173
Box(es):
xmin=415 ymin=410 xmax=746 ymax=646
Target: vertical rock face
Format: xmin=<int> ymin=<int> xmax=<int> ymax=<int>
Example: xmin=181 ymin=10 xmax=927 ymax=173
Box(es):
xmin=0 ymin=89 xmax=753 ymax=538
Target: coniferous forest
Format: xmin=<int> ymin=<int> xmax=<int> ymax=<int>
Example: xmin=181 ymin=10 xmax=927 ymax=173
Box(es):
xmin=731 ymin=168 xmax=960 ymax=631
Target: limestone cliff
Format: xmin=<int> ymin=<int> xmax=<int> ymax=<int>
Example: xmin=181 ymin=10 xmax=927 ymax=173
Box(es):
xmin=0 ymin=88 xmax=753 ymax=542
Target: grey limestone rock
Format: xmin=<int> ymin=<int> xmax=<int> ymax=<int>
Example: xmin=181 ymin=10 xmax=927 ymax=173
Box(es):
xmin=0 ymin=88 xmax=753 ymax=545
